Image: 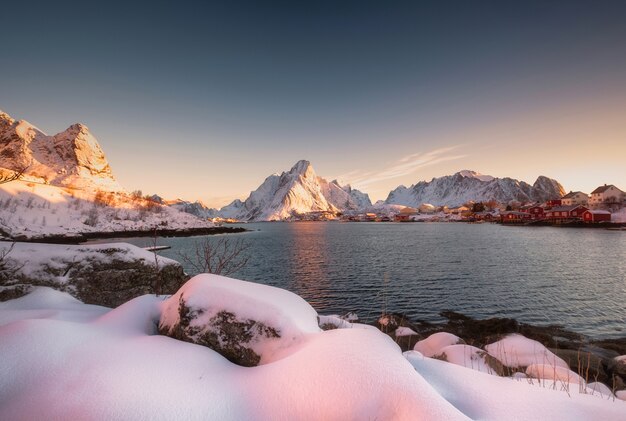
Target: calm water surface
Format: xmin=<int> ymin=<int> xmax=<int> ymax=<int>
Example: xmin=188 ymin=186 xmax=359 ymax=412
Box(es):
xmin=101 ymin=222 xmax=626 ymax=339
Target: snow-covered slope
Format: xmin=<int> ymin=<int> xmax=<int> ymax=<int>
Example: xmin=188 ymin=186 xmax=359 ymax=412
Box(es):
xmin=221 ymin=160 xmax=371 ymax=221
xmin=0 ymin=180 xmax=212 ymax=239
xmin=0 ymin=110 xmax=122 ymax=192
xmin=385 ymin=170 xmax=565 ymax=207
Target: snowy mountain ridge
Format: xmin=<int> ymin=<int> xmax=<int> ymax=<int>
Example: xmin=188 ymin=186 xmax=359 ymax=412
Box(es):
xmin=0 ymin=110 xmax=122 ymax=192
xmin=385 ymin=171 xmax=565 ymax=208
xmin=220 ymin=160 xmax=372 ymax=221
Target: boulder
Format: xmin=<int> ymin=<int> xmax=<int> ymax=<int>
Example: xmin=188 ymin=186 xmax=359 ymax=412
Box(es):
xmin=414 ymin=332 xmax=465 ymax=358
xmin=159 ymin=274 xmax=320 ymax=367
xmin=0 ymin=242 xmax=187 ymax=307
xmin=551 ymin=348 xmax=609 ymax=384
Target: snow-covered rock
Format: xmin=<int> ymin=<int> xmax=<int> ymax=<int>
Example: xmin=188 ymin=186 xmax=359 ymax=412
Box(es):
xmin=485 ymin=333 xmax=569 ymax=369
xmin=585 ymin=382 xmax=614 ymax=398
xmin=395 ymin=326 xmax=418 ymax=337
xmin=219 ymin=160 xmax=371 ymax=221
xmin=405 ymin=352 xmax=626 ymax=420
xmin=385 ymin=170 xmax=565 ymax=207
xmin=159 ymin=274 xmax=321 ymax=366
xmin=414 ymin=332 xmax=465 ymax=357
xmin=0 ymin=110 xmax=122 ymax=192
xmin=525 ymin=363 xmax=586 ymax=385
xmin=0 ymin=242 xmax=187 ymax=307
xmin=435 ymin=344 xmax=503 ymax=375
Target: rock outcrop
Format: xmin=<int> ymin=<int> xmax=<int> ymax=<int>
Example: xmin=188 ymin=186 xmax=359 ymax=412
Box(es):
xmin=159 ymin=274 xmax=320 ymax=366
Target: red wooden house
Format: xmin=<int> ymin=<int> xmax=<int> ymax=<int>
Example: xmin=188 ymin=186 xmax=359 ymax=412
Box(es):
xmin=546 ymin=199 xmax=562 ymax=208
xmin=582 ymin=210 xmax=611 ymax=223
xmin=526 ymin=205 xmax=545 ymax=220
xmin=545 ymin=205 xmax=588 ymax=221
xmin=500 ymin=211 xmax=532 ymax=223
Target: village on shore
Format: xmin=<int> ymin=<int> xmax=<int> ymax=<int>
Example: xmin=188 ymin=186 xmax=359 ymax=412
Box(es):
xmin=252 ymin=183 xmax=626 ymax=225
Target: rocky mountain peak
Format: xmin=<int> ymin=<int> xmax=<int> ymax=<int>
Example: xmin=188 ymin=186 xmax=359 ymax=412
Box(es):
xmin=289 ymin=160 xmax=315 ymax=179
xmin=0 ymin=111 xmax=122 ymax=191
xmin=0 ymin=110 xmax=15 ymax=126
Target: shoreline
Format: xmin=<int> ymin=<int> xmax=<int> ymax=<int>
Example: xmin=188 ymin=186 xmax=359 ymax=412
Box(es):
xmin=6 ymin=226 xmax=249 ymax=245
xmin=366 ymin=310 xmax=626 ymax=389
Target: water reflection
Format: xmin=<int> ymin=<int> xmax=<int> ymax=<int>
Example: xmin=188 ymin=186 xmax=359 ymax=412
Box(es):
xmin=284 ymin=223 xmax=334 ymax=310
xmin=89 ymin=222 xmax=626 ymax=339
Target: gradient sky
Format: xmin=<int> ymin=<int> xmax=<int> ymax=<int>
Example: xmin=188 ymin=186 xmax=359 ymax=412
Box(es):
xmin=2 ymin=0 xmax=625 ymax=207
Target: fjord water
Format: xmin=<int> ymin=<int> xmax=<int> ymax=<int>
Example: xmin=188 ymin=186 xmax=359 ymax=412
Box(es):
xmin=135 ymin=223 xmax=625 ymax=339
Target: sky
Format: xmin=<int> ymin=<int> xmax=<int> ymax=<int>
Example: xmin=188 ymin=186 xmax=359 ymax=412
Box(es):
xmin=2 ymin=0 xmax=625 ymax=207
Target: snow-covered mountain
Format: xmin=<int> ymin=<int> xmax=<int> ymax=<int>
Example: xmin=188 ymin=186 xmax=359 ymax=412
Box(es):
xmin=385 ymin=170 xmax=565 ymax=207
xmin=0 ymin=110 xmax=213 ymax=238
xmin=166 ymin=199 xmax=220 ymax=219
xmin=221 ymin=160 xmax=371 ymax=221
xmin=0 ymin=110 xmax=122 ymax=192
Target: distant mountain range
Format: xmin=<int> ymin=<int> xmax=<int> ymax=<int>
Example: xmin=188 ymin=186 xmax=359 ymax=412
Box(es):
xmin=215 ymin=164 xmax=564 ymax=221
xmin=385 ymin=170 xmax=565 ymax=208
xmin=0 ymin=110 xmax=568 ymax=223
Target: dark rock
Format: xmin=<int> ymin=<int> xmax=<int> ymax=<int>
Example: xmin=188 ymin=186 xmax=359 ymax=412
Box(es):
xmin=551 ymin=348 xmax=609 ymax=384
xmin=69 ymin=258 xmax=188 ymax=307
xmin=612 ymin=360 xmax=626 ymax=377
xmin=1 ymin=245 xmax=188 ymax=307
xmin=0 ymin=284 xmax=32 ymax=301
xmin=159 ymin=294 xmax=281 ymax=367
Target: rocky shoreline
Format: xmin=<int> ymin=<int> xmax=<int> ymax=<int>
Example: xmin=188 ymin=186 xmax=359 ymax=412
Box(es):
xmin=368 ymin=310 xmax=626 ymax=391
xmin=8 ymin=226 xmax=248 ymax=244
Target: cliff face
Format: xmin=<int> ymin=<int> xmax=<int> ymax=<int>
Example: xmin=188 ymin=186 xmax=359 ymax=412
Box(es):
xmin=0 ymin=110 xmax=122 ymax=191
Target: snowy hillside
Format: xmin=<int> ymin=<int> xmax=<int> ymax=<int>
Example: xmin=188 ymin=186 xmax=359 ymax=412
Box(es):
xmin=386 ymin=170 xmax=565 ymax=207
xmin=0 ymin=110 xmax=122 ymax=192
xmin=221 ymin=160 xmax=371 ymax=221
xmin=0 ymin=180 xmax=212 ymax=239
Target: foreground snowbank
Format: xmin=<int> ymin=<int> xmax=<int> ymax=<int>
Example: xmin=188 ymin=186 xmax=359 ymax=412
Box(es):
xmin=0 ymin=285 xmax=465 ymax=420
xmin=1 ymin=279 xmax=625 ymax=420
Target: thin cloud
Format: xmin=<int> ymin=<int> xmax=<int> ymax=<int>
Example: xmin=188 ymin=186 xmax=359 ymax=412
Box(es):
xmin=338 ymin=146 xmax=467 ymax=189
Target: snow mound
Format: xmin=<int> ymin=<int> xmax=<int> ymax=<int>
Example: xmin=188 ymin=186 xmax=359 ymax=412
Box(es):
xmin=0 ymin=285 xmax=467 ymax=420
xmin=395 ymin=326 xmax=418 ymax=337
xmin=159 ymin=274 xmax=321 ymax=365
xmin=526 ymin=363 xmax=585 ymax=385
xmin=485 ymin=333 xmax=569 ymax=369
xmin=406 ymin=351 xmax=626 ymax=420
xmin=617 ymin=390 xmax=626 ymax=401
xmin=585 ymin=382 xmax=614 ymax=398
xmin=318 ymin=314 xmax=352 ymax=329
xmin=0 ymin=286 xmax=109 ymax=326
xmin=437 ymin=344 xmax=500 ymax=375
xmin=414 ymin=332 xmax=465 ymax=357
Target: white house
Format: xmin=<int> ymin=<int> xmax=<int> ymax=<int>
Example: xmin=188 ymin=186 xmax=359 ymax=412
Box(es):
xmin=589 ymin=184 xmax=625 ymax=211
xmin=561 ymin=191 xmax=589 ymax=206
